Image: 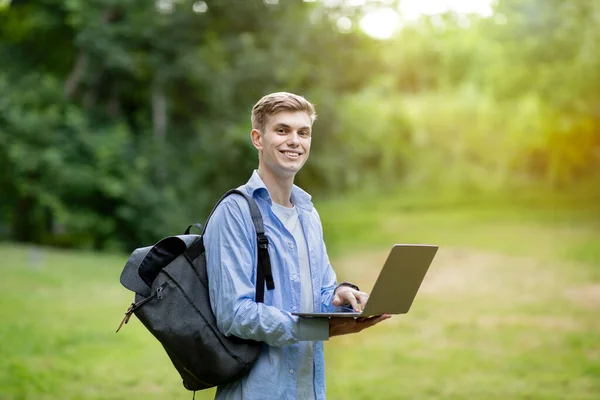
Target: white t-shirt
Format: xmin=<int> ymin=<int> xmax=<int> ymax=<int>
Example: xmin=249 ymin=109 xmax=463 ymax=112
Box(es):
xmin=271 ymin=202 xmax=315 ymax=400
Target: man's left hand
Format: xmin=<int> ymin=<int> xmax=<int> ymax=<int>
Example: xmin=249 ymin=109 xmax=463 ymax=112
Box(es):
xmin=332 ymin=286 xmax=368 ymax=312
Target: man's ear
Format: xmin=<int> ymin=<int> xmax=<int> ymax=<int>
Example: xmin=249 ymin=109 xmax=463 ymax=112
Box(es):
xmin=251 ymin=128 xmax=262 ymax=150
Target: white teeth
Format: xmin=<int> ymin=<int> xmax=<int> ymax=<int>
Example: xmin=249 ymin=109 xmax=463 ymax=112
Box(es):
xmin=283 ymin=152 xmax=299 ymax=157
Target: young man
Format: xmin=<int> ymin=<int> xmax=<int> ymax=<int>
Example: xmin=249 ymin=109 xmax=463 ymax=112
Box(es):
xmin=204 ymin=92 xmax=390 ymax=400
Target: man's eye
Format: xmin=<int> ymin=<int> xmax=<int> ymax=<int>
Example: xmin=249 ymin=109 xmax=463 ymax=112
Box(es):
xmin=278 ymin=129 xmax=286 ymax=133
xmin=300 ymin=131 xmax=309 ymax=136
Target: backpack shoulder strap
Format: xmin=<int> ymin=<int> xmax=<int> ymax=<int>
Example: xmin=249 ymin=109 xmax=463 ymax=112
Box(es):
xmin=201 ymin=189 xmax=274 ymax=303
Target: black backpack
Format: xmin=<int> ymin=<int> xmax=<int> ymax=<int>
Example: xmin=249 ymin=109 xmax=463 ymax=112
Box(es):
xmin=117 ymin=189 xmax=275 ymax=391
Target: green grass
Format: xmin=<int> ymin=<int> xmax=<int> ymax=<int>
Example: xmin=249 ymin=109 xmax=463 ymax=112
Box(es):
xmin=320 ymin=191 xmax=600 ymax=399
xmin=1 ymin=192 xmax=599 ymax=399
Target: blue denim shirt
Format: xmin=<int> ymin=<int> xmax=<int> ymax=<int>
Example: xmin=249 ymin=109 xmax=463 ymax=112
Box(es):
xmin=204 ymin=171 xmax=339 ymax=400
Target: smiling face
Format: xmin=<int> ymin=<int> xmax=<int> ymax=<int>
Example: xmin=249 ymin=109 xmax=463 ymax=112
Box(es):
xmin=252 ymin=110 xmax=312 ymax=181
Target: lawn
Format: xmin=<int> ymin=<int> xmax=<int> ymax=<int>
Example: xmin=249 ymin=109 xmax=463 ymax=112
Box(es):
xmin=1 ymin=191 xmax=599 ymax=399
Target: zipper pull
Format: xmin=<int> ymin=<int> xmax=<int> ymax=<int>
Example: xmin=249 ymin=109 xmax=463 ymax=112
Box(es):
xmin=116 ymin=303 xmax=135 ymax=333
xmin=157 ymin=286 xmax=163 ymax=300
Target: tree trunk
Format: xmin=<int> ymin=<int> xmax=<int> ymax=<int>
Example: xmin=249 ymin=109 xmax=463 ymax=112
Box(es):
xmin=64 ymin=52 xmax=88 ymax=99
xmin=152 ymin=77 xmax=168 ymax=140
xmin=107 ymin=80 xmax=121 ymax=118
xmin=11 ymin=195 xmax=39 ymax=243
xmin=64 ymin=10 xmax=119 ymax=100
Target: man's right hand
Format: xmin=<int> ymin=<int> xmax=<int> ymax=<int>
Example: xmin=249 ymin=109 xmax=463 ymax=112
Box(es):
xmin=328 ymin=314 xmax=391 ymax=338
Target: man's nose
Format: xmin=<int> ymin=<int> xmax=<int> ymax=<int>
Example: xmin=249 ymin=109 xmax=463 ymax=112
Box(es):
xmin=287 ymin=131 xmax=300 ymax=145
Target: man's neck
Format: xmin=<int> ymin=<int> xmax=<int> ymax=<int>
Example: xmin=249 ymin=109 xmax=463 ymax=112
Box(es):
xmin=257 ymin=166 xmax=294 ymax=208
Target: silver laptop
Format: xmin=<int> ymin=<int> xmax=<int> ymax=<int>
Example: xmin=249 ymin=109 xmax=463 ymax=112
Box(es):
xmin=292 ymin=244 xmax=438 ymax=318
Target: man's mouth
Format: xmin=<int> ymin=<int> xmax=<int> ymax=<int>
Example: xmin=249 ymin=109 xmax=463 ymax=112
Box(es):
xmin=280 ymin=151 xmax=302 ymax=159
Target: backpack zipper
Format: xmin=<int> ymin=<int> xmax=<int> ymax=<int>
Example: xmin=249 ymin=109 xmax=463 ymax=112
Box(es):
xmin=116 ymin=281 xmax=169 ymax=333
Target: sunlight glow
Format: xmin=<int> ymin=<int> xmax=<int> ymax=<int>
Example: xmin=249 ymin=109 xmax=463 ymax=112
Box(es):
xmin=399 ymin=0 xmax=494 ymax=21
xmin=359 ymin=8 xmax=401 ymax=40
xmin=358 ymin=0 xmax=494 ymax=39
xmin=192 ymin=1 xmax=208 ymax=13
xmin=337 ymin=16 xmax=353 ymax=33
xmin=155 ymin=0 xmax=174 ymax=14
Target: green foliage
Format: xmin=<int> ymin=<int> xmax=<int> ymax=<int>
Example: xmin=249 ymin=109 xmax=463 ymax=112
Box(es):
xmin=0 ymin=0 xmax=378 ymax=249
xmin=0 ymin=0 xmax=598 ymax=249
xmin=0 ymin=73 xmax=171 ymax=249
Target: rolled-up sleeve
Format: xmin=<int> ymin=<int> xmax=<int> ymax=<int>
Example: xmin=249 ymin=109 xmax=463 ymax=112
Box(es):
xmin=205 ymin=198 xmax=327 ymax=347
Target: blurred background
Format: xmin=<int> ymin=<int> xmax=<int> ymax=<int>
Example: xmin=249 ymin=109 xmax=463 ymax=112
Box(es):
xmin=1 ymin=0 xmax=599 ymax=399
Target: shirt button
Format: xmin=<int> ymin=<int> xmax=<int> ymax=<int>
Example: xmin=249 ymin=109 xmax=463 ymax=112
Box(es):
xmin=288 ymin=242 xmax=294 ymax=249
xmin=292 ymin=306 xmax=296 ymax=311
xmin=289 ymin=369 xmax=294 ymax=374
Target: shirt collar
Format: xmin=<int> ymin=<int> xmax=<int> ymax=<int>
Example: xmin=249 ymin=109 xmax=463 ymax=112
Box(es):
xmin=244 ymin=170 xmax=314 ymax=212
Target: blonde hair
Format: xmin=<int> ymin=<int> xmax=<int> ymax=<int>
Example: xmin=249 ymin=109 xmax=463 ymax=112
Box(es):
xmin=251 ymin=92 xmax=317 ymax=132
